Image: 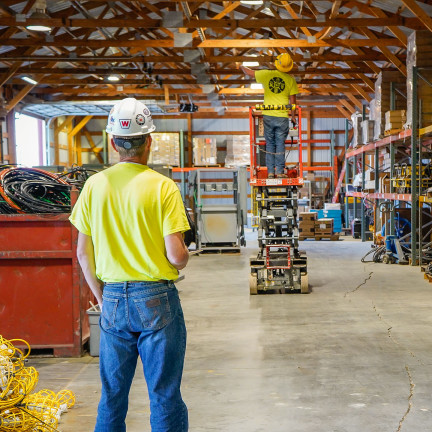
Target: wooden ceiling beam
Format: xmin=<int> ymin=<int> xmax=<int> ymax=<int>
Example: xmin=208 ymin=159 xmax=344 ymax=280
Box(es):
xmin=280 ymin=1 xmax=313 ymax=37
xmin=5 ymin=81 xmax=38 ymax=113
xmin=336 ymin=105 xmax=353 ymax=120
xmin=351 ymin=84 xmax=372 ymax=103
xmin=198 ymin=38 xmax=404 ymax=49
xmin=0 ymin=16 xmax=420 ymax=30
xmin=400 ymin=0 xmax=432 ymax=33
xmin=345 ymin=93 xmax=364 ymax=110
xmin=3 ymin=66 xmax=390 ymax=76
xmin=360 ymin=28 xmax=407 ymax=76
xmin=0 ymin=37 xmax=404 ymax=50
xmin=339 ymin=98 xmax=356 ymax=114
xmin=366 ymin=8 xmax=408 ymax=47
xmin=0 ymin=52 xmax=401 ymax=63
xmin=14 ymin=77 xmax=367 ymax=86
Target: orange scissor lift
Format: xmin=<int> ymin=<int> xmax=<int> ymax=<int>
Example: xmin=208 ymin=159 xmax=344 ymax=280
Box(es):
xmin=249 ymin=105 xmax=309 ymax=294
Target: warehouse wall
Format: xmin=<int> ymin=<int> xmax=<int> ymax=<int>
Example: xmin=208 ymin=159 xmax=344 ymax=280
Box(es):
xmin=46 ymin=114 xmax=349 ymax=171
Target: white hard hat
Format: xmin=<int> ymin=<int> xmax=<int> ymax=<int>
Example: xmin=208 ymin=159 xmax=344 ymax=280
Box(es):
xmin=106 ymin=97 xmax=156 ymax=136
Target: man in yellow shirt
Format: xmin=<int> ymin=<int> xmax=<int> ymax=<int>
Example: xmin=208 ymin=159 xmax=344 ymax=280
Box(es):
xmin=241 ymin=53 xmax=299 ymax=178
xmin=70 ymin=98 xmax=190 ymax=432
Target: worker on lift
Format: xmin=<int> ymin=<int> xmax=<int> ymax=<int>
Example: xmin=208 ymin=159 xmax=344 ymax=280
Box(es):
xmin=241 ymin=53 xmax=299 ymax=178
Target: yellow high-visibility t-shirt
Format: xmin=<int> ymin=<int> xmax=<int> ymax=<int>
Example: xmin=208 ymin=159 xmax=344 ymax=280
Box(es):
xmin=255 ymin=69 xmax=299 ymax=117
xmin=69 ymin=163 xmax=190 ymax=282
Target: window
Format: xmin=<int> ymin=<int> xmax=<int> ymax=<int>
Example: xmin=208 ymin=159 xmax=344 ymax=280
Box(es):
xmin=15 ymin=113 xmax=45 ymax=166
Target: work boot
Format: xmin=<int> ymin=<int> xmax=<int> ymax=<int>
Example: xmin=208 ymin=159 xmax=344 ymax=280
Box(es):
xmin=276 ymin=173 xmax=288 ymax=178
xmin=268 ymin=173 xmax=275 ymax=179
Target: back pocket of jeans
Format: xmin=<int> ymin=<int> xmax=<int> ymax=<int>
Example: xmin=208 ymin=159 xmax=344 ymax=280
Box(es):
xmin=133 ymin=292 xmax=172 ymax=331
xmin=100 ymin=297 xmax=119 ymax=330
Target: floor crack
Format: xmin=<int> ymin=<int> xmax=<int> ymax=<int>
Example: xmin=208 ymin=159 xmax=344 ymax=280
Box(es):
xmin=372 ymin=305 xmax=420 ymax=432
xmin=344 ymin=272 xmax=373 ymax=297
xmin=396 ymin=365 xmax=415 ymax=432
xmin=373 ymin=303 xmax=424 ymax=365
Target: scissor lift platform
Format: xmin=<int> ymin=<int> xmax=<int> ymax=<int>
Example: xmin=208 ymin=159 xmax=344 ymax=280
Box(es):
xmin=249 ymin=106 xmax=309 ymax=294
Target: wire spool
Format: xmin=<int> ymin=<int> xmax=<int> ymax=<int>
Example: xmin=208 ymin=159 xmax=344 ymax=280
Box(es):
xmin=57 ymin=165 xmax=98 ymax=190
xmin=0 ymin=167 xmax=71 ymax=214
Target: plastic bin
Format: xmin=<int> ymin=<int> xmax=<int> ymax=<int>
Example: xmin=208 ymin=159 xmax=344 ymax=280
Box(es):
xmin=87 ymin=309 xmax=101 ymax=357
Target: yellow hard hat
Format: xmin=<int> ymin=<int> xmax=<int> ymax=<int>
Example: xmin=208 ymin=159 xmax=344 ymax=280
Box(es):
xmin=275 ymin=53 xmax=293 ymax=73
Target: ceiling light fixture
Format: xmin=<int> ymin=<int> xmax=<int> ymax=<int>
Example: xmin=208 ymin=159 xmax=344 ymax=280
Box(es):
xmin=107 ymin=75 xmax=120 ymax=82
xmin=242 ymin=61 xmax=259 ymax=67
xmin=251 ymin=83 xmax=263 ymax=89
xmin=21 ymin=76 xmax=38 ymax=85
xmin=26 ymin=0 xmax=52 ymax=32
xmin=240 ymin=0 xmax=264 ymax=4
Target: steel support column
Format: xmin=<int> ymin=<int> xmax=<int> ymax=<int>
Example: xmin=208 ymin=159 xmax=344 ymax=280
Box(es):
xmin=389 ymin=143 xmax=395 ymax=236
xmin=411 ymin=66 xmax=418 ymax=265
xmin=180 ymin=130 xmax=186 ymax=200
xmin=330 ymin=129 xmax=335 ymax=195
xmin=375 ymin=148 xmax=379 ymax=239
xmin=361 ymin=152 xmax=366 ymax=242
xmin=344 ymin=119 xmax=350 ymax=228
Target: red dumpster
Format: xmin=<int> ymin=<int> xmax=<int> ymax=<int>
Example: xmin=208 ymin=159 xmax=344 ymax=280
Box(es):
xmin=0 ymin=213 xmax=93 ymax=357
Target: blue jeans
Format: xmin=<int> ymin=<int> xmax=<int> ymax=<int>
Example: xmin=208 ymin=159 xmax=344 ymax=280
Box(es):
xmin=263 ymin=115 xmax=289 ymax=175
xmin=94 ymin=281 xmax=188 ymax=432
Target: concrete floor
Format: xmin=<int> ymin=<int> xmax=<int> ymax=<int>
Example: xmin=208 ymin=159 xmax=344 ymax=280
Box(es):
xmin=31 ymin=236 xmax=432 ymax=432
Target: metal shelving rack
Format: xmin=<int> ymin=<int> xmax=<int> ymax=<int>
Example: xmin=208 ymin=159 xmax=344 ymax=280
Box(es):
xmin=345 ymin=66 xmax=432 ymax=266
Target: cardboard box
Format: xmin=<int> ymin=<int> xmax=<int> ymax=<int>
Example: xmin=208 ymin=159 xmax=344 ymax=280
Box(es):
xmin=225 ymin=135 xmax=250 ymax=167
xmin=361 ymin=120 xmax=375 ymax=144
xmin=385 ymin=110 xmax=406 ymax=123
xmin=299 ymin=224 xmax=316 ymax=231
xmin=299 ymin=212 xmax=317 ymax=222
xmin=299 ymin=226 xmax=315 ymax=234
xmin=324 ymin=203 xmax=341 ymax=210
xmin=149 ymin=132 xmax=180 ymax=166
xmin=193 ymin=137 xmax=217 ymax=166
xmin=315 ymin=219 xmax=333 ymax=231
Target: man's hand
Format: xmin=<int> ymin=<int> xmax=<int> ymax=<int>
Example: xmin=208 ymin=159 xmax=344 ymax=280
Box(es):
xmin=77 ymin=232 xmax=104 ymax=308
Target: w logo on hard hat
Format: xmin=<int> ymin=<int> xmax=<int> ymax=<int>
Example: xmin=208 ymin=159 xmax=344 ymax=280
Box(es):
xmin=119 ymin=119 xmax=131 ymax=128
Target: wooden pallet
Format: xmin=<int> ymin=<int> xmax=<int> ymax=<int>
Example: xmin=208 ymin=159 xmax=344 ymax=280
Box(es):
xmin=384 ymin=128 xmax=403 ymax=136
xmin=198 ymin=247 xmax=241 ymax=254
xmin=300 ymin=234 xmax=340 ymax=241
xmin=315 ymin=234 xmax=340 ymax=241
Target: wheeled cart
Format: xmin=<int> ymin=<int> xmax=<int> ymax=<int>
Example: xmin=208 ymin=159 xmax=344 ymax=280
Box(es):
xmin=249 ymin=105 xmax=309 ymax=294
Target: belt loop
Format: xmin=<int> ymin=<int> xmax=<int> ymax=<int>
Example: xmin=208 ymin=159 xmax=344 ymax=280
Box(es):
xmin=123 ymin=281 xmax=128 ymax=290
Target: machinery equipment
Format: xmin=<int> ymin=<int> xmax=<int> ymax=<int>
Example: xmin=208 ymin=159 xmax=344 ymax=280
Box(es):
xmin=382 ymin=235 xmax=408 ymax=264
xmin=392 ymin=162 xmax=432 ymax=193
xmin=249 ymin=105 xmax=308 ymax=294
xmin=189 ymin=167 xmax=247 ymax=252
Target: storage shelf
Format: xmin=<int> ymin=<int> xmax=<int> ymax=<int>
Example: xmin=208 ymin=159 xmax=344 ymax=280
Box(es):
xmin=420 ymin=196 xmax=432 ymax=203
xmin=345 ymin=123 xmax=432 ymax=159
xmin=346 ymin=129 xmax=412 ymax=158
xmin=346 ymin=191 xmax=412 ymax=201
xmin=347 ymin=192 xmax=432 ymax=204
